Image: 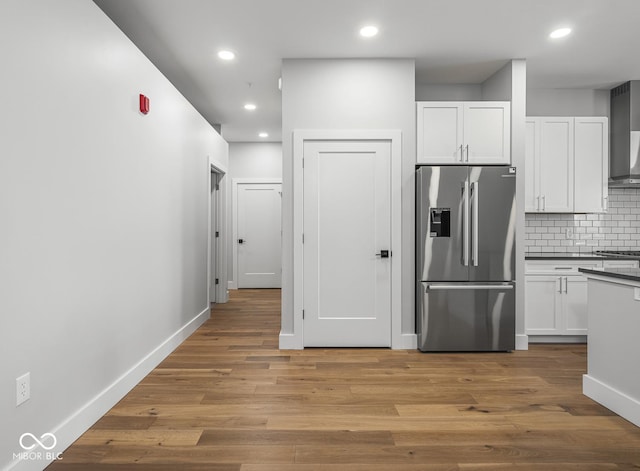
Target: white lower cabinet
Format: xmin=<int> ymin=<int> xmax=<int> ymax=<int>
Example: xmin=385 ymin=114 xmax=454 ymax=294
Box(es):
xmin=525 ymin=259 xmax=638 ymax=339
xmin=525 ymin=275 xmax=562 ymax=334
xmin=525 ymin=273 xmax=588 ymax=335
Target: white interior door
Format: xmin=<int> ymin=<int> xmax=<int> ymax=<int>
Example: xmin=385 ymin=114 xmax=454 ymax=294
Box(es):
xmin=303 ymin=140 xmax=391 ymax=347
xmin=237 ymin=183 xmax=282 ymax=288
xmin=209 ymin=172 xmax=218 ymax=302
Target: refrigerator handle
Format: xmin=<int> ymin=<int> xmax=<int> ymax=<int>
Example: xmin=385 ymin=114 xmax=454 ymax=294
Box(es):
xmin=471 ymin=181 xmax=479 ymax=267
xmin=462 ymin=181 xmax=470 ymax=266
xmin=425 ymin=284 xmax=514 ymax=290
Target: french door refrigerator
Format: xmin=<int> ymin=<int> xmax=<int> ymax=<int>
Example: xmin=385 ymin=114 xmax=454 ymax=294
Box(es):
xmin=416 ymin=165 xmax=516 ymax=352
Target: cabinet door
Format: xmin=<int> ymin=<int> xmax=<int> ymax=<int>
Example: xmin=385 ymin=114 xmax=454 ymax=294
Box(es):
xmin=463 ymin=102 xmax=511 ymax=164
xmin=563 ymin=276 xmax=588 ymax=334
xmin=525 ymin=119 xmax=540 ymax=212
xmin=574 ymin=117 xmax=608 ymax=213
xmin=539 ymin=118 xmax=574 ymax=212
xmin=525 ymin=275 xmax=562 ymax=335
xmin=417 ymin=102 xmax=463 ymax=164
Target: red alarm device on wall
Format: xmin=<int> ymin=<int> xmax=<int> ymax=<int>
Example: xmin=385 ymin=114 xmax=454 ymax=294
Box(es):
xmin=139 ymin=94 xmax=150 ymax=114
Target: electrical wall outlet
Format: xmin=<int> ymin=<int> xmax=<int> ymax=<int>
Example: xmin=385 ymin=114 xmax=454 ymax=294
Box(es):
xmin=566 ymin=227 xmax=574 ymax=239
xmin=16 ymin=372 xmax=30 ymax=406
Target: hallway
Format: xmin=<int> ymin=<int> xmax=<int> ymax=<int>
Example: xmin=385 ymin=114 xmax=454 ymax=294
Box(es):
xmin=48 ymin=289 xmax=640 ymax=470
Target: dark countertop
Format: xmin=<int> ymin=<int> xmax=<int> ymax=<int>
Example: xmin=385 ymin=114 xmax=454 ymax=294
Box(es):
xmin=526 ymin=252 xmax=613 ymax=260
xmin=579 ymin=267 xmax=640 ymax=283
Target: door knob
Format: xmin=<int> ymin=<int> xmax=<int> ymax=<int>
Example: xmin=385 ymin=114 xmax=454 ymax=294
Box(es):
xmin=376 ymin=250 xmax=390 ymax=258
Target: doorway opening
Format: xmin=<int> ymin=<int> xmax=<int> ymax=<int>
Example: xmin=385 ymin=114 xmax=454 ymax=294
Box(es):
xmin=209 ymin=166 xmax=225 ymax=305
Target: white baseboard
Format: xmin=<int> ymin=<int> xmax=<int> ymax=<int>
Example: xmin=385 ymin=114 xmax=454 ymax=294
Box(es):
xmin=583 ymin=374 xmax=640 ymax=428
xmin=528 ymin=335 xmax=586 ymax=344
xmin=278 ymin=331 xmax=303 ymax=350
xmin=7 ymin=307 xmax=210 ymax=471
xmin=394 ymin=333 xmax=417 ymax=350
xmin=516 ymin=334 xmax=529 ymax=350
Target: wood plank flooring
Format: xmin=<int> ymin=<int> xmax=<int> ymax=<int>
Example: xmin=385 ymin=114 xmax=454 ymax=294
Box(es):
xmin=48 ymin=289 xmax=640 ymax=470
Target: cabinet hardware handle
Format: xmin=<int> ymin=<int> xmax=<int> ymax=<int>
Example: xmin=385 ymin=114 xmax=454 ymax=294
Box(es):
xmin=459 ymin=145 xmax=464 ymax=162
xmin=536 ymin=195 xmax=540 ymax=211
xmin=542 ymin=195 xmax=546 ymax=211
xmin=465 ymin=144 xmax=470 ymax=162
xmin=462 ymin=181 xmax=470 ymax=267
xmin=603 ymin=195 xmax=608 ymax=211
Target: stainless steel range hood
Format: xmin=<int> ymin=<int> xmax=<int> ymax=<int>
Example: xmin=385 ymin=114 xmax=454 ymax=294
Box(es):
xmin=610 ymin=81 xmax=640 ymax=187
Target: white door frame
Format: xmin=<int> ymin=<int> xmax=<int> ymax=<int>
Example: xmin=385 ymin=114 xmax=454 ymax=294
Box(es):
xmin=288 ymin=129 xmax=403 ymax=349
xmin=231 ymin=178 xmax=283 ymax=290
xmin=209 ymin=163 xmax=227 ymax=304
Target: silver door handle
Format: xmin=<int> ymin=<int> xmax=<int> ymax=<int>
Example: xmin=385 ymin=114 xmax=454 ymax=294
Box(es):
xmin=536 ymin=195 xmax=540 ymax=211
xmin=542 ymin=195 xmax=546 ymax=211
xmin=564 ymin=276 xmax=568 ymax=293
xmin=603 ymin=195 xmax=608 ymax=211
xmin=426 ymin=284 xmax=514 ymax=290
xmin=471 ymin=181 xmax=479 ymax=267
xmin=465 ymin=144 xmax=470 ymax=162
xmin=459 ymin=145 xmax=464 ymax=162
xmin=462 ymin=181 xmax=470 ymax=267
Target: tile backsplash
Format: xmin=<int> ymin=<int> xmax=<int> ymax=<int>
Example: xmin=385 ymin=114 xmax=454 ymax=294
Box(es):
xmin=525 ymin=188 xmax=640 ymax=253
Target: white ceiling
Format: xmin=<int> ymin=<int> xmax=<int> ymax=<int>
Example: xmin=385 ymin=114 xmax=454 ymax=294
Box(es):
xmin=93 ymin=0 xmax=640 ymax=142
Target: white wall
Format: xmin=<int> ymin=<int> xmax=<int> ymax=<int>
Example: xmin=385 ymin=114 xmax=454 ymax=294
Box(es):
xmin=481 ymin=59 xmax=528 ymax=350
xmin=229 ymin=143 xmax=283 ymax=179
xmin=0 ymin=2 xmax=228 ymax=470
xmin=227 ymin=142 xmax=282 ymax=288
xmin=280 ymin=59 xmax=416 ymax=347
xmin=527 ymin=88 xmax=610 ymax=117
xmin=416 ymin=83 xmax=483 ymax=101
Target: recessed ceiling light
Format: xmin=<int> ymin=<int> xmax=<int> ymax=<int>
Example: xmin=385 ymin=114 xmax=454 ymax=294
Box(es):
xmin=549 ymin=28 xmax=572 ymax=39
xmin=258 ymin=132 xmax=269 ymax=138
xmin=244 ymin=103 xmax=257 ymax=111
xmin=217 ymin=50 xmax=235 ymax=60
xmin=359 ymin=25 xmax=379 ymax=38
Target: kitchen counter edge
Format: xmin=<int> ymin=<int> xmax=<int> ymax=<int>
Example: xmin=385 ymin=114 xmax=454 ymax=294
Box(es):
xmin=525 ymin=252 xmax=626 ymax=260
xmin=578 ymin=267 xmax=640 ymax=283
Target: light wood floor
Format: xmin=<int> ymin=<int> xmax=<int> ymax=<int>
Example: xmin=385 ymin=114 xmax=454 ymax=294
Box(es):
xmin=48 ymin=289 xmax=640 ymax=470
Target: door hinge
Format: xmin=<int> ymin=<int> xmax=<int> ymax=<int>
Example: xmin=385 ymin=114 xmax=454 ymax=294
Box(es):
xmin=302 ymin=158 xmax=304 ymax=168
xmin=302 ymin=233 xmax=304 ymax=243
xmin=302 ymin=309 xmax=305 ymax=319
xmin=215 ymin=278 xmax=219 ymax=285
xmin=215 ymin=231 xmax=219 ymax=238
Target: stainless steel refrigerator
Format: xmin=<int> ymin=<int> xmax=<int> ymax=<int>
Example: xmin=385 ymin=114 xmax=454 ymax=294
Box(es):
xmin=416 ymin=165 xmax=516 ymax=352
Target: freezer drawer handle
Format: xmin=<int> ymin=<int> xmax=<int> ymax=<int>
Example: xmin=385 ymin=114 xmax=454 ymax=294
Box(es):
xmin=425 ymin=284 xmax=514 ymax=291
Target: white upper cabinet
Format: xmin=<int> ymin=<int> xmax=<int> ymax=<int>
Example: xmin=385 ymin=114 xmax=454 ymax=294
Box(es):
xmin=539 ymin=117 xmax=574 ymax=212
xmin=574 ymin=117 xmax=608 ymax=213
xmin=417 ymin=101 xmax=510 ymax=165
xmin=525 ymin=116 xmax=608 ymax=213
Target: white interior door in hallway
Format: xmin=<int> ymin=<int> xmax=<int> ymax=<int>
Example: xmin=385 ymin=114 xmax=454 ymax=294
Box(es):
xmin=236 ymin=182 xmax=282 ymax=288
xmin=302 ymin=140 xmax=391 ymax=347
xmin=210 ymin=171 xmax=219 ymax=303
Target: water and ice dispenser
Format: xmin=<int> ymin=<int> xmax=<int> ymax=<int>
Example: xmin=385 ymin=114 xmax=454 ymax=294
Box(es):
xmin=429 ymin=208 xmax=450 ymax=237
